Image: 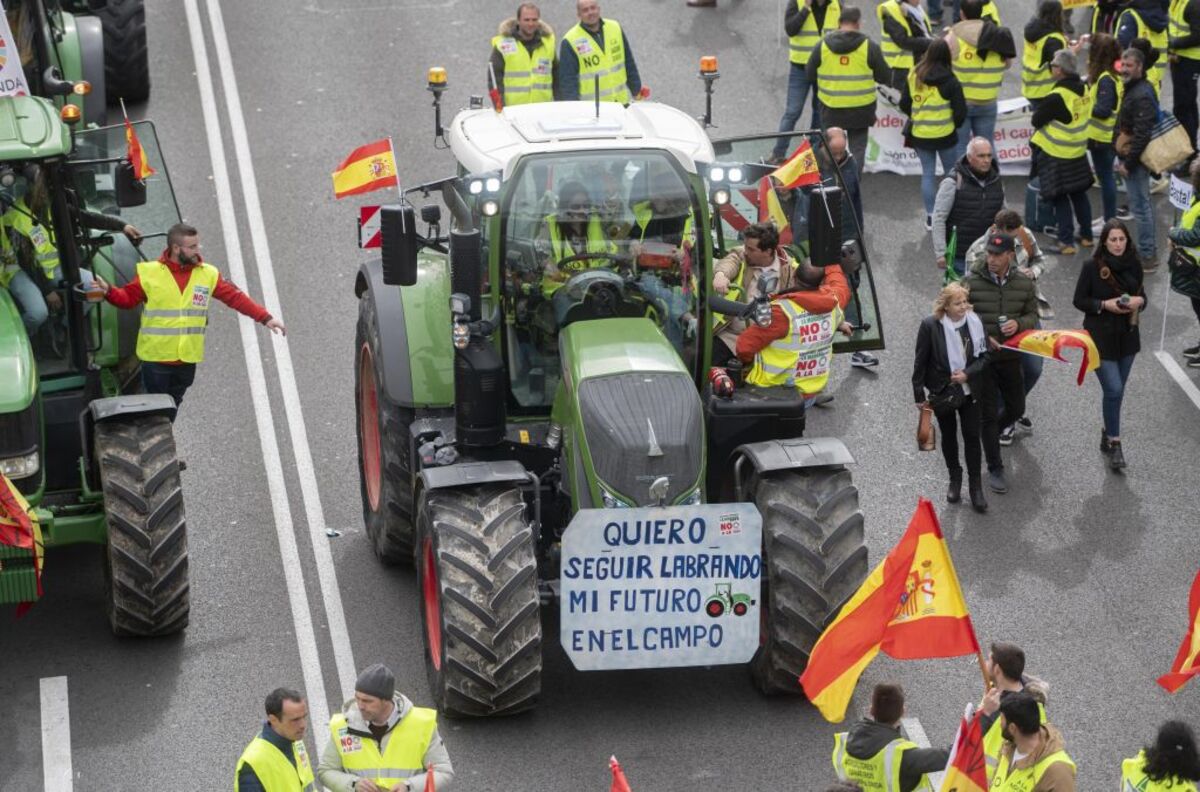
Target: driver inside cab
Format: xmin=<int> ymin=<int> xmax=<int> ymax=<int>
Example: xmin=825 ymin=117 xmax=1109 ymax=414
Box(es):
xmin=536 ymin=180 xmax=617 ymax=296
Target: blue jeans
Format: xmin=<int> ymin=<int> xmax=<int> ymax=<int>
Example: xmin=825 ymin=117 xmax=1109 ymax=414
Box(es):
xmin=916 ymin=147 xmax=957 ymax=215
xmin=1090 ymin=144 xmax=1117 ymax=221
xmin=772 ymin=63 xmax=820 ymax=159
xmin=1124 ymin=162 xmax=1157 ymax=260
xmin=1055 ymin=187 xmax=1093 ymax=246
xmin=6 ymin=269 xmax=49 ymax=333
xmin=141 ymin=362 xmax=197 ymax=414
xmin=956 ymin=103 xmax=998 ymax=159
xmin=1095 ymin=355 xmax=1135 ymax=437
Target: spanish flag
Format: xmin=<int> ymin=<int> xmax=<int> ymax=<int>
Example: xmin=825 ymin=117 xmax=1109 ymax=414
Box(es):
xmin=770 ymin=139 xmax=822 ymax=189
xmin=124 ymin=118 xmax=156 ymax=181
xmin=0 ymin=473 xmax=43 ymax=617
xmin=1002 ymin=329 xmax=1100 ymax=385
xmin=799 ymin=499 xmax=980 ymax=722
xmin=938 ymin=705 xmax=988 ymax=792
xmin=756 ymin=177 xmax=792 ymax=240
xmin=1158 ymin=568 xmax=1200 ymax=693
xmin=332 ymin=138 xmax=399 ymax=199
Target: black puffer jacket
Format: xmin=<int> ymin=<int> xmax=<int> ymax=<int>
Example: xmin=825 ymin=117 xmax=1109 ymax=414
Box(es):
xmin=899 ymin=63 xmax=968 ymax=151
xmin=1118 ymin=76 xmax=1159 ymax=170
xmin=944 ymin=156 xmax=1005 ymax=251
xmin=1023 ymin=17 xmax=1066 ymax=69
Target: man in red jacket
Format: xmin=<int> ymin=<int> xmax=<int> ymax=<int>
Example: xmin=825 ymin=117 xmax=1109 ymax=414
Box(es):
xmin=94 ymin=223 xmax=285 ymax=412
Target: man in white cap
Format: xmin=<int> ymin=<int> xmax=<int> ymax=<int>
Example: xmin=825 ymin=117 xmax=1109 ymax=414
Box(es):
xmin=318 ymin=664 xmax=454 ymax=792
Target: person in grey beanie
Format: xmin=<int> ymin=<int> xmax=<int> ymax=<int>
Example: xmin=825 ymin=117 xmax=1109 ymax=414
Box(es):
xmin=318 ymin=664 xmax=454 ymax=792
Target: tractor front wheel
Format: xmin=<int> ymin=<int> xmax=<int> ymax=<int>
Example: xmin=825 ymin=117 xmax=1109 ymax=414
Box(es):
xmin=96 ymin=415 xmax=189 ymax=637
xmin=416 ymin=484 xmax=542 ymax=717
xmin=748 ymin=466 xmax=868 ymax=695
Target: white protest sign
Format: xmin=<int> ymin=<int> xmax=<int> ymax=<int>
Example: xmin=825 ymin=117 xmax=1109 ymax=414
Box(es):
xmin=0 ymin=4 xmax=31 ymax=98
xmin=1170 ymin=173 xmax=1194 ymax=211
xmin=560 ymin=504 xmax=762 ymax=671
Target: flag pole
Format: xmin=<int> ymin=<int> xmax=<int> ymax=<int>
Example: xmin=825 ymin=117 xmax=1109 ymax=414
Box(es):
xmin=387 ymin=136 xmax=405 ymax=232
xmin=119 ymin=96 xmax=129 ymax=124
xmin=976 ymin=649 xmax=993 ymax=692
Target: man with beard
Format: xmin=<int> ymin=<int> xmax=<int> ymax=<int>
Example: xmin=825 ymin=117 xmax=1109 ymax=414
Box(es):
xmin=992 ymin=692 xmax=1076 ymax=791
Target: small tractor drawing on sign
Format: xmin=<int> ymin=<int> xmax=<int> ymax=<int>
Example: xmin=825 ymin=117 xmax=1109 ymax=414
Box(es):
xmin=705 ymin=583 xmax=754 ymax=617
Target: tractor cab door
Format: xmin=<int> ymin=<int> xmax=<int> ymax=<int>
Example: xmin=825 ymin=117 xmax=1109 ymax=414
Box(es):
xmin=704 ymin=131 xmax=883 ymax=355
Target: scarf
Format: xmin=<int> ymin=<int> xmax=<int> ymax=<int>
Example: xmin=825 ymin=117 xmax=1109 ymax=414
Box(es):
xmin=1098 ymin=249 xmax=1141 ymax=295
xmin=902 ymin=2 xmax=932 ymax=36
xmin=941 ymin=312 xmax=986 ymax=394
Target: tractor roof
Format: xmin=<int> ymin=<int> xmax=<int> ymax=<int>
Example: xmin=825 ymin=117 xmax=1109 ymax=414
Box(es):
xmin=0 ymin=96 xmax=73 ymax=161
xmin=448 ymin=101 xmax=715 ymax=177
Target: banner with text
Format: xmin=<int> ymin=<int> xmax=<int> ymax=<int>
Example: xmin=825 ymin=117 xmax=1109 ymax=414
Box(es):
xmin=0 ymin=5 xmax=32 ymax=98
xmin=866 ymin=97 xmax=1033 ymax=176
xmin=560 ymin=504 xmax=762 ymax=671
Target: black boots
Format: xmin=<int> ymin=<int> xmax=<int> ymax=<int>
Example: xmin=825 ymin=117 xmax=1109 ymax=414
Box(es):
xmin=968 ymin=476 xmax=988 ymax=513
xmin=947 ymin=472 xmax=963 ymax=504
xmin=1109 ymin=440 xmax=1127 ymax=470
xmin=1100 ymin=430 xmax=1112 ymax=455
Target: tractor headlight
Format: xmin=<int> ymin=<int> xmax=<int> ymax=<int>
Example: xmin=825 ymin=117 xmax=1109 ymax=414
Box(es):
xmin=468 ymin=180 xmax=484 ymax=195
xmin=0 ymin=449 xmax=39 ymax=479
xmin=676 ymin=488 xmax=702 ymax=506
xmin=600 ymin=486 xmax=632 ymax=509
xmin=485 ymin=177 xmax=501 ymax=193
xmin=711 ymin=188 xmax=730 ymax=206
xmin=709 ymin=166 xmax=725 ymax=182
xmin=481 ymin=199 xmax=499 ymax=217
xmin=726 ymin=166 xmax=744 ymax=184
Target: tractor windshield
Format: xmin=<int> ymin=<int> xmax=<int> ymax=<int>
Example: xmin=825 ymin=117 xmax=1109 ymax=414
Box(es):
xmin=500 ymin=150 xmax=701 ymax=409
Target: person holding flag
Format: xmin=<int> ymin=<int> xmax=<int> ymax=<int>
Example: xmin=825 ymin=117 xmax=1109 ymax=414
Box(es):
xmin=831 ymin=682 xmax=949 ymax=792
xmin=991 ymin=692 xmax=1076 ymax=791
xmin=976 ymin=642 xmax=1049 ymax=782
xmin=1121 ymin=721 xmax=1200 ymax=791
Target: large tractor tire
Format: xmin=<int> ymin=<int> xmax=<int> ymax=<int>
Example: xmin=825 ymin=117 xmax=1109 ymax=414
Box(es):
xmin=416 ymin=484 xmax=542 ymax=717
xmin=748 ymin=466 xmax=868 ymax=695
xmin=355 ymin=294 xmax=415 ymax=563
xmin=97 ymin=0 xmax=150 ymax=104
xmin=95 ymin=415 xmax=189 ymax=637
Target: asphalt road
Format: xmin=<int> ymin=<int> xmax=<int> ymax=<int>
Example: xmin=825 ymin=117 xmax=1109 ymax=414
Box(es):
xmin=2 ymin=1 xmax=1199 ymax=790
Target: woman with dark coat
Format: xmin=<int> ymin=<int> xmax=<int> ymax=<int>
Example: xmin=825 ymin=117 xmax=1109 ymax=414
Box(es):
xmin=1073 ymin=219 xmax=1146 ymax=470
xmin=913 ymin=282 xmax=990 ymax=512
xmin=900 ymin=37 xmax=968 ymax=229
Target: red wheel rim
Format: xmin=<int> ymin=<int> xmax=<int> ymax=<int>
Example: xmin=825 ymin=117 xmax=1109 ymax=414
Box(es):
xmin=706 ymin=600 xmax=723 ymax=617
xmin=359 ymin=344 xmax=382 ymax=512
xmin=423 ymin=537 xmax=443 ymax=671
xmin=734 ymin=602 xmax=747 ymax=616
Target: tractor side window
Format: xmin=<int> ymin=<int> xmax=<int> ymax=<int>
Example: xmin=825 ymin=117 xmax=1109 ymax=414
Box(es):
xmin=501 ymin=152 xmax=699 ymax=410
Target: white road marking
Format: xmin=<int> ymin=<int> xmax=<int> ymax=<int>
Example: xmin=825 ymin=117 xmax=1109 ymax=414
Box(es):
xmin=184 ymin=0 xmax=331 ymax=737
xmin=203 ymin=0 xmax=357 ymax=704
xmin=40 ymin=676 xmax=72 ymax=792
xmin=901 ymin=716 xmax=946 ymax=789
xmin=1155 ymin=351 xmax=1200 ymax=411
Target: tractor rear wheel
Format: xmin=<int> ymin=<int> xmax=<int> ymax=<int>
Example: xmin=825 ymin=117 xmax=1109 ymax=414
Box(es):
xmin=96 ymin=415 xmax=189 ymax=637
xmin=356 ymin=293 xmax=415 ymax=563
xmin=97 ymin=0 xmax=150 ymax=103
xmin=748 ymin=466 xmax=868 ymax=695
xmin=416 ymin=484 xmax=542 ymax=717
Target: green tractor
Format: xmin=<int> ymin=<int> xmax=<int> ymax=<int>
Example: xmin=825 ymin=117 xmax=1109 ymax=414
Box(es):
xmin=353 ymin=86 xmax=883 ymax=716
xmin=0 ymin=93 xmax=188 ymax=634
xmin=705 ymin=582 xmax=755 ymax=618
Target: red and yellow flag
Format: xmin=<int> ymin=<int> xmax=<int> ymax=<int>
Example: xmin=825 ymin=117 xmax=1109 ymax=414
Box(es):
xmin=756 ymin=177 xmax=791 ymax=233
xmin=1002 ymin=329 xmax=1100 ymax=385
xmin=1158 ymin=568 xmax=1200 ymax=693
xmin=770 ymin=139 xmax=822 ymax=189
xmin=0 ymin=473 xmax=43 ymax=616
xmin=332 ymin=138 xmax=399 ymax=199
xmin=799 ymin=499 xmax=980 ymax=722
xmin=124 ymin=118 xmax=156 ymax=181
xmin=939 ymin=707 xmax=988 ymax=792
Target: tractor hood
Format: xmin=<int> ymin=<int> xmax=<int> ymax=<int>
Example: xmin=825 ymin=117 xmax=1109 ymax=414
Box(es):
xmin=0 ymin=96 xmax=73 ymax=160
xmin=559 ymin=318 xmax=703 ymax=506
xmin=0 ymin=290 xmax=36 ymax=412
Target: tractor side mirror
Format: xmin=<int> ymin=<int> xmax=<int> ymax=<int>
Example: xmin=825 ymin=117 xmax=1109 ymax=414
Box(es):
xmin=114 ymin=160 xmax=147 ymax=207
xmin=381 ymin=203 xmax=419 ymax=286
xmin=807 ymin=185 xmax=842 ymax=267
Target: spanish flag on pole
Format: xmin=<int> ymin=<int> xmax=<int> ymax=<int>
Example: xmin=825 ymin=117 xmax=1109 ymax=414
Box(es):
xmin=1158 ymin=568 xmax=1200 ymax=693
xmin=770 ymin=139 xmax=822 ymax=189
xmin=1002 ymin=329 xmax=1100 ymax=385
xmin=799 ymin=499 xmax=980 ymax=722
xmin=332 ymin=138 xmax=399 ymax=199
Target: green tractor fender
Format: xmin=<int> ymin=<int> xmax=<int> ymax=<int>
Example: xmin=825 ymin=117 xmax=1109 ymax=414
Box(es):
xmin=355 ymin=259 xmax=415 ymax=406
xmin=79 ymin=394 xmax=177 ymax=490
xmin=729 ymin=437 xmax=856 ymax=501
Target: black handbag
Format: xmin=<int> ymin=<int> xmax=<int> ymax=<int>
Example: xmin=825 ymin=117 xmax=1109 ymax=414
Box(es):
xmin=1168 ymin=247 xmax=1200 ymax=301
xmin=928 ymin=382 xmax=967 ymax=414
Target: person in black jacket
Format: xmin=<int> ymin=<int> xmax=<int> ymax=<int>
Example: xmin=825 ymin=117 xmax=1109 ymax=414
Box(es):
xmin=1073 ymin=219 xmax=1146 ymax=470
xmin=1169 ymin=0 xmax=1200 ymax=149
xmin=1116 ymin=46 xmax=1160 ymax=268
xmin=1087 ymin=33 xmax=1124 ymax=223
xmin=832 ymin=683 xmax=950 ymax=792
xmin=913 ymin=282 xmax=990 ymax=511
xmin=901 ymin=38 xmax=968 ymax=229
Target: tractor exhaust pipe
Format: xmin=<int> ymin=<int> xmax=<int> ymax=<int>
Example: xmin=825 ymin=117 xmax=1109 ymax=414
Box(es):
xmin=449 ymin=230 xmax=506 ymax=448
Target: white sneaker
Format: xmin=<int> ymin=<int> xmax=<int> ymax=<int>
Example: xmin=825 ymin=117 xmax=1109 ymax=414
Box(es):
xmin=1091 ymin=217 xmax=1105 ymax=234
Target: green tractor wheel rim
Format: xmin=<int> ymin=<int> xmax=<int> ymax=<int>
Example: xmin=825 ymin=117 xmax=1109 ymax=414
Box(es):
xmin=422 ymin=537 xmax=444 ymax=671
xmin=358 ymin=343 xmax=382 ymax=512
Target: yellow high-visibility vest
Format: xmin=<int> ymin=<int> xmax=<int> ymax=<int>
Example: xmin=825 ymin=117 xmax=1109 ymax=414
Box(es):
xmin=1031 ymin=84 xmax=1093 ymax=159
xmin=491 ymin=32 xmax=555 ymax=104
xmin=1171 ymin=0 xmax=1200 ymax=60
xmin=1021 ymin=31 xmax=1067 ymax=101
xmin=816 ymin=38 xmax=876 ymax=109
xmin=1119 ymin=8 xmax=1168 ymax=92
xmin=745 ymin=297 xmax=844 ymax=395
xmin=565 ymin=20 xmax=629 ymax=103
xmin=877 ymin=0 xmax=917 ymax=71
xmin=0 ymin=221 xmax=18 ymax=288
xmin=1087 ymin=71 xmax=1123 ymax=143
xmin=993 ymin=749 xmax=1075 ymax=792
xmin=982 ymin=700 xmax=1047 ymax=782
xmin=790 ymin=0 xmax=841 ymax=65
xmin=831 ymin=732 xmax=934 ymax=792
xmin=907 ymin=70 xmax=955 ymax=139
xmin=4 ymin=199 xmax=59 ymax=280
xmin=135 ymin=260 xmax=219 ymax=364
xmin=1122 ymin=750 xmax=1200 ymax=792
xmin=1178 ymin=197 xmax=1200 ymax=265
xmin=953 ymin=37 xmax=1005 ymax=103
xmin=328 ymin=709 xmax=437 ymax=790
xmin=981 ymin=1 xmax=1001 ymax=23
xmin=233 ymin=735 xmax=315 ymax=792
xmin=543 ymin=214 xmax=616 ymax=296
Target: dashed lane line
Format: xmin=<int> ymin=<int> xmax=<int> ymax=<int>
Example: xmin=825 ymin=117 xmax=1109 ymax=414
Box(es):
xmin=40 ymin=676 xmax=72 ymax=792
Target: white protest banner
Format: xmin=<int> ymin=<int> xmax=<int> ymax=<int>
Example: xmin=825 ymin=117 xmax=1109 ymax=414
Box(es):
xmin=1170 ymin=173 xmax=1194 ymax=211
xmin=0 ymin=4 xmax=31 ymax=98
xmin=865 ymin=97 xmax=1034 ymax=176
xmin=560 ymin=504 xmax=762 ymax=671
